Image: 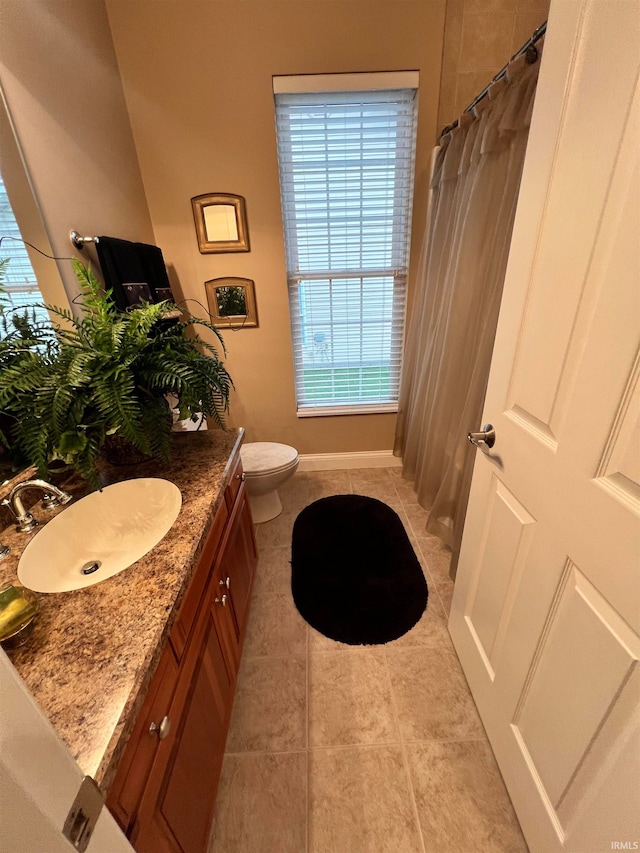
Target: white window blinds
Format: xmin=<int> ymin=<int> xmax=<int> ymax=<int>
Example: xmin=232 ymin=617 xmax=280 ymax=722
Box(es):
xmin=0 ymin=173 xmax=49 ymax=328
xmin=275 ymin=84 xmax=418 ymax=415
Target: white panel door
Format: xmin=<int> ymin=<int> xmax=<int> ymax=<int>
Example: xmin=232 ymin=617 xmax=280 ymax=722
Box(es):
xmin=449 ymin=2 xmax=640 ymax=852
xmin=0 ymin=651 xmax=134 ymax=853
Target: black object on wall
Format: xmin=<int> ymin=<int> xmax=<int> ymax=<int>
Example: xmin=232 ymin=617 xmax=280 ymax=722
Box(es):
xmin=96 ymin=237 xmax=173 ymax=310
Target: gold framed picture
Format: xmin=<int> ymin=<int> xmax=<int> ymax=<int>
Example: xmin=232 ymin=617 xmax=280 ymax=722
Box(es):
xmin=205 ymin=277 xmax=258 ymax=328
xmin=191 ymin=193 xmax=250 ymax=253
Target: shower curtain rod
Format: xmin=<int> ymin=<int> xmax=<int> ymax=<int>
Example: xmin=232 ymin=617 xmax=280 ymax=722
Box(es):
xmin=440 ymin=20 xmax=547 ymax=138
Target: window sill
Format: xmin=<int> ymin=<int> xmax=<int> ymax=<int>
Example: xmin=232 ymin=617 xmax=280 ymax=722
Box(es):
xmin=296 ymin=404 xmax=398 ymax=418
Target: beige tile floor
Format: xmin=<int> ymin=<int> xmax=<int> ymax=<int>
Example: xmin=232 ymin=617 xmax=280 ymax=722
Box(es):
xmin=209 ymin=469 xmax=528 ymax=853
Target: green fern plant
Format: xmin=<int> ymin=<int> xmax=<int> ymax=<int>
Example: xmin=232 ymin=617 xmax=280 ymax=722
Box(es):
xmin=1 ymin=259 xmax=55 ymax=469
xmin=0 ymin=260 xmax=233 ymax=486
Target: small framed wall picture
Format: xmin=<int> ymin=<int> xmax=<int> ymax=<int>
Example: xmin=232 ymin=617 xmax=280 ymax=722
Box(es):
xmin=205 ymin=277 xmax=258 ymax=328
xmin=191 ymin=193 xmax=250 ymax=253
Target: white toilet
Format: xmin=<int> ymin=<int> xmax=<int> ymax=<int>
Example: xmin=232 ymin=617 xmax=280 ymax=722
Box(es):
xmin=240 ymin=442 xmax=300 ymax=523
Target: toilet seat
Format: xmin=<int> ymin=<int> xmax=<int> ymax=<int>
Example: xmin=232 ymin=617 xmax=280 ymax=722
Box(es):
xmin=245 ymin=461 xmax=298 ymax=480
xmin=240 ymin=442 xmax=299 ymax=476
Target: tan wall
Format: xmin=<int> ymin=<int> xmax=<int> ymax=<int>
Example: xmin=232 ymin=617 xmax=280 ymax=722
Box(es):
xmin=0 ymin=0 xmax=154 ymax=303
xmin=437 ymin=0 xmax=550 ymax=130
xmin=106 ymin=0 xmax=446 ymax=453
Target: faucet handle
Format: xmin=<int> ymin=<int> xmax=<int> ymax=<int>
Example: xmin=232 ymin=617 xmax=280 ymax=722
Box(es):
xmin=1 ymin=498 xmax=39 ymax=533
xmin=41 ymin=491 xmax=71 ymax=510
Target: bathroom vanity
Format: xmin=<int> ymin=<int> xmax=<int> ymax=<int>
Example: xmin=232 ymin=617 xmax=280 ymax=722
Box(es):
xmin=106 ymin=442 xmax=256 ymax=852
xmin=0 ymin=429 xmax=257 ymax=853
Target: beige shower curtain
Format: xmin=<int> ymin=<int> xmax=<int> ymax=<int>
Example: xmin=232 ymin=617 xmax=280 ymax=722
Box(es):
xmin=394 ymin=54 xmax=541 ymax=553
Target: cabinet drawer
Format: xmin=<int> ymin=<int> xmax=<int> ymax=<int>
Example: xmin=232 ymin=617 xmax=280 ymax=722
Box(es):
xmin=170 ymin=498 xmax=228 ymax=659
xmin=107 ymin=643 xmax=178 ymax=832
xmin=224 ymin=453 xmax=245 ymax=512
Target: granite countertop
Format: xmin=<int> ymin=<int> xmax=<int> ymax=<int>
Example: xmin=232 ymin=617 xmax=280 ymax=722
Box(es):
xmin=0 ymin=429 xmax=244 ymax=792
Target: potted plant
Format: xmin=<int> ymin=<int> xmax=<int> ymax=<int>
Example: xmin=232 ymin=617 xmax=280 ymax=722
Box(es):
xmin=0 ymin=258 xmax=53 ymax=475
xmin=0 ymin=261 xmax=233 ymax=487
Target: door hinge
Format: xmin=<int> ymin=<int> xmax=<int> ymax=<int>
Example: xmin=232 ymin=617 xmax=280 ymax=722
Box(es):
xmin=62 ymin=775 xmax=104 ymax=852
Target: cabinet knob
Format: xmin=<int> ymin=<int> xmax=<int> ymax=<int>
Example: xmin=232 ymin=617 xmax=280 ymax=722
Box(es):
xmin=237 ymin=472 xmax=246 ymax=482
xmin=215 ymin=594 xmax=228 ymax=607
xmin=149 ymin=715 xmax=171 ymax=740
xmin=219 ymin=576 xmax=231 ymax=590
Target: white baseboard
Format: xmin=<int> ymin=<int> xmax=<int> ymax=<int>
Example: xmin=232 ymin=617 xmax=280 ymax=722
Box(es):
xmin=297 ymin=450 xmax=402 ymax=472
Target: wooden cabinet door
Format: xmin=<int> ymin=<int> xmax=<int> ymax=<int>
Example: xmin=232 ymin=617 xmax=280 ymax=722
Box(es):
xmin=170 ymin=498 xmax=228 ymax=660
xmin=224 ymin=453 xmax=245 ymax=512
xmin=210 ymin=558 xmax=241 ymax=677
xmin=218 ymin=488 xmax=257 ymax=640
xmin=107 ymin=645 xmax=178 ymax=834
xmin=132 ymin=602 xmax=232 ymax=853
xmin=159 ymin=608 xmax=232 ymax=853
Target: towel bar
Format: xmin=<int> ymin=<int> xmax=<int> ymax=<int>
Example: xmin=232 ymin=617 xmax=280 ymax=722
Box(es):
xmin=70 ymin=230 xmax=99 ymax=250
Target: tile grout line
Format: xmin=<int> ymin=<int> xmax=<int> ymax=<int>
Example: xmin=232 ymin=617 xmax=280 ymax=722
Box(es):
xmin=224 ymin=733 xmax=489 ymax=758
xmin=381 ymin=646 xmax=428 ymax=853
xmin=409 ymin=527 xmax=452 ymax=619
xmin=422 ymin=566 xmax=449 ymax=620
xmin=252 ymin=498 xmax=312 ymax=853
xmin=300 ymin=478 xmax=311 ymax=853
xmin=306 ymin=643 xmax=456 ymax=657
xmin=236 ymin=651 xmax=308 ymax=663
xmin=224 ymin=747 xmax=310 ymax=758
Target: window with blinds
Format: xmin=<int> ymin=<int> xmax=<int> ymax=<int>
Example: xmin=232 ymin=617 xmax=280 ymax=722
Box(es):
xmin=274 ymin=76 xmax=418 ymax=415
xmin=0 ymin=172 xmax=49 ymax=329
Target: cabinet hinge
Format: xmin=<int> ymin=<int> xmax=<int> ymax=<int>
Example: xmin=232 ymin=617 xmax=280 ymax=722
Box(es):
xmin=62 ymin=775 xmax=104 ymax=852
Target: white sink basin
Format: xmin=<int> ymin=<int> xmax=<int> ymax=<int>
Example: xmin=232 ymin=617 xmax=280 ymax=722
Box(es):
xmin=17 ymin=479 xmax=182 ymax=593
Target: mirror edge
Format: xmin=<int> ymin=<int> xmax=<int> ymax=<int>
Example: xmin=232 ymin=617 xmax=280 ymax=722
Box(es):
xmin=204 ymin=276 xmax=258 ymax=328
xmin=191 ymin=193 xmax=250 ymax=254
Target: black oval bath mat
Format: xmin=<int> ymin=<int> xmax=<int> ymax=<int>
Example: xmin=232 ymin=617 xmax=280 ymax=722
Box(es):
xmin=291 ymin=494 xmax=428 ymax=645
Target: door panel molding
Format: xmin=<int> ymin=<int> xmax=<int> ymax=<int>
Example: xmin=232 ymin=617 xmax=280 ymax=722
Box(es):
xmin=595 ymin=345 xmax=640 ymax=514
xmin=466 ymin=477 xmax=536 ymax=680
xmin=514 ymin=563 xmax=639 ymax=810
xmin=506 ymin=406 xmax=558 ymax=451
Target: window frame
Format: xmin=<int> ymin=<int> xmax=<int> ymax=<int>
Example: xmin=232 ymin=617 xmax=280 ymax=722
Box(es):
xmin=274 ymin=72 xmax=419 ymax=417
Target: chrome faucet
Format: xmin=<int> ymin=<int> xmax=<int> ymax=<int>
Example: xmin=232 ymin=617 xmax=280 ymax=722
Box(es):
xmin=1 ymin=479 xmax=72 ymax=533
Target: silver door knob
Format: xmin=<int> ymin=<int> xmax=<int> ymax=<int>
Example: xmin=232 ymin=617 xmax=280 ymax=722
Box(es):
xmin=468 ymin=423 xmax=496 ymax=449
xmin=149 ymin=715 xmax=171 ymax=740
xmin=219 ymin=577 xmax=231 ymax=590
xmin=215 ymin=594 xmax=228 ymax=607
